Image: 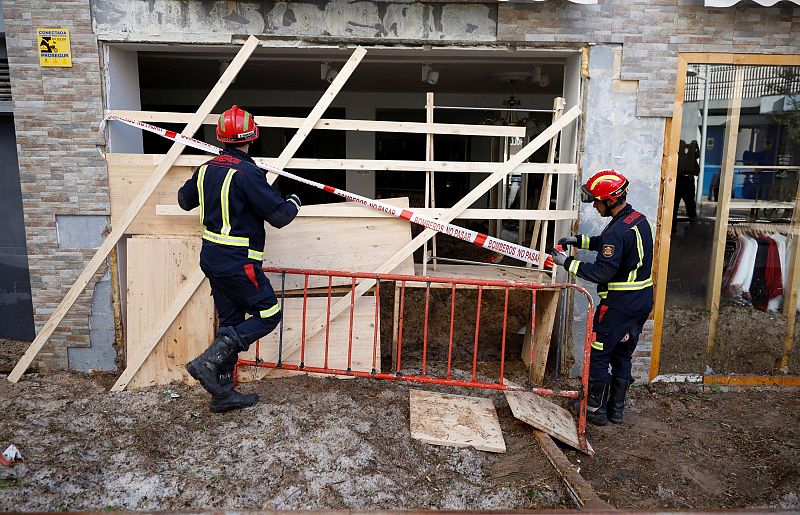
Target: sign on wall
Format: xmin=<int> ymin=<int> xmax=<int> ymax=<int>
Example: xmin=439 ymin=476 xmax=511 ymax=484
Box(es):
xmin=36 ymin=28 xmax=72 ymax=68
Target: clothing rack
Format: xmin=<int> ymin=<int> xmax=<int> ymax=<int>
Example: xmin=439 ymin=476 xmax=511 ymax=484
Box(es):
xmin=727 ymin=223 xmax=800 ymax=237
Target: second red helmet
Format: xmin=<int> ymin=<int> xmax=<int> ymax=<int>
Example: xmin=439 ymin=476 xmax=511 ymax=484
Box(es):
xmin=581 ymin=169 xmax=629 ymax=204
xmin=216 ymin=105 xmax=259 ymax=144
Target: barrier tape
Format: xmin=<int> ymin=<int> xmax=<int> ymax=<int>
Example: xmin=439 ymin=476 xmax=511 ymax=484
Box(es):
xmin=106 ymin=115 xmax=553 ymax=268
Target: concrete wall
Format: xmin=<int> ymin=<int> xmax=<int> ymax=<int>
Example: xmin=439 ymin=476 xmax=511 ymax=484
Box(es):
xmin=570 ymin=45 xmax=665 ymax=381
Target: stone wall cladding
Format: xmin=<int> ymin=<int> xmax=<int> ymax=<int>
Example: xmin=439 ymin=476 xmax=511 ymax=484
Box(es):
xmin=4 ymin=1 xmax=109 ymax=371
xmin=498 ymin=1 xmax=800 ymax=118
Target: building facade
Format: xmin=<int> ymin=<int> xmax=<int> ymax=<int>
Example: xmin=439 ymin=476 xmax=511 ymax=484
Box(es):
xmin=4 ymin=0 xmax=799 ymax=378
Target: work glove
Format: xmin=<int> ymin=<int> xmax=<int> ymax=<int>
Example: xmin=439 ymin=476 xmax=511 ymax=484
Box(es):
xmin=286 ymin=194 xmax=301 ymax=210
xmin=550 ymin=246 xmax=569 ymax=268
xmin=557 ymin=235 xmax=579 ymax=248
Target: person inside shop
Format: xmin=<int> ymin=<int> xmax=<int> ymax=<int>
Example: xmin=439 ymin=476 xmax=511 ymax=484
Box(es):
xmin=673 ymin=139 xmax=701 ymax=230
xmin=549 ymin=169 xmax=653 ymax=426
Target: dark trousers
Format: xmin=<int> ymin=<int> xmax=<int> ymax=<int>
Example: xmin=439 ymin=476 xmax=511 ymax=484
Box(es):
xmin=673 ymin=174 xmax=697 ymax=222
xmin=201 ymin=262 xmax=282 ymax=352
xmin=589 ymin=303 xmax=650 ymax=383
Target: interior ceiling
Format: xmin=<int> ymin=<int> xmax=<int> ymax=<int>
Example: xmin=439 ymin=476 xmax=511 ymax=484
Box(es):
xmin=137 ymin=47 xmax=567 ymax=95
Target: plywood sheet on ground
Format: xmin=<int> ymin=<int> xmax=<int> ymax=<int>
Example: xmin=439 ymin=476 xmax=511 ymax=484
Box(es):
xmin=237 ymin=295 xmax=379 ymax=382
xmin=263 ymin=198 xmax=414 ymax=291
xmin=126 ymin=236 xmax=214 ymax=389
xmin=409 ymin=389 xmax=506 ymax=453
xmin=504 ymin=387 xmax=594 ymax=456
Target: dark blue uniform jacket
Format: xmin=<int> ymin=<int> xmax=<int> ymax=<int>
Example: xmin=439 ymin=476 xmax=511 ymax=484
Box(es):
xmin=177 ymin=148 xmax=299 ymax=272
xmin=563 ymin=204 xmax=654 ymax=316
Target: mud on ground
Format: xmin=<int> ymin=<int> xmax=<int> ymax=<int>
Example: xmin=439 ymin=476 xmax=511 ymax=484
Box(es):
xmin=660 ymin=305 xmax=800 ymax=375
xmin=0 ymin=366 xmax=798 ymax=511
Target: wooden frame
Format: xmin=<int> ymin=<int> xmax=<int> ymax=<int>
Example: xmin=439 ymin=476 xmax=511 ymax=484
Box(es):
xmin=110 ymin=45 xmax=368 ymax=391
xmin=650 ymin=52 xmax=800 ymax=383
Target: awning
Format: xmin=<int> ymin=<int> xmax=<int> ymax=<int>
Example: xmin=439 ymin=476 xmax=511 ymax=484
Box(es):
xmin=705 ymin=0 xmax=800 ymax=6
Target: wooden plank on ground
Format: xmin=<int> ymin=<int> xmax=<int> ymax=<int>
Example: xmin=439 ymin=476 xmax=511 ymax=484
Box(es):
xmin=237 ymin=295 xmax=378 ymax=381
xmin=521 ymin=289 xmax=560 ymax=384
xmin=8 ymin=35 xmax=260 ymax=383
xmin=534 ymin=431 xmax=610 ymax=509
xmin=262 ymin=197 xmax=414 ymax=291
xmin=124 ymin=237 xmax=214 ymax=389
xmin=409 ymin=389 xmax=506 ymax=453
xmin=504 ymin=386 xmax=593 ymax=456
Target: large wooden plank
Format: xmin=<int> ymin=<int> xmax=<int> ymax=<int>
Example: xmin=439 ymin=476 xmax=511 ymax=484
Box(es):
xmin=706 ymin=67 xmax=744 ymax=352
xmin=8 ymin=35 xmax=261 ymax=383
xmin=521 ymin=289 xmax=561 ymax=384
xmin=109 ymin=153 xmax=578 ymax=173
xmin=237 ymin=295 xmax=378 ymax=381
xmin=107 ymin=109 xmax=528 ymax=138
xmin=504 ymin=387 xmax=593 ymax=456
xmin=265 ymin=106 xmax=582 ymax=366
xmin=534 ymin=431 xmax=608 ymax=509
xmin=157 ymin=204 xmax=578 ymax=222
xmin=409 ymin=389 xmax=506 ymax=453
xmin=262 ymin=198 xmax=414 ymax=291
xmin=124 ymin=237 xmax=214 ymax=389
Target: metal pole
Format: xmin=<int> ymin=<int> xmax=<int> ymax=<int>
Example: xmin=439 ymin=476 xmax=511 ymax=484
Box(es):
xmin=696 ymin=65 xmax=711 ymax=215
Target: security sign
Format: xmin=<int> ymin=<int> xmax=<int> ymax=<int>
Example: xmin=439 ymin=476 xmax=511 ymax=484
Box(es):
xmin=37 ymin=28 xmax=72 ymax=67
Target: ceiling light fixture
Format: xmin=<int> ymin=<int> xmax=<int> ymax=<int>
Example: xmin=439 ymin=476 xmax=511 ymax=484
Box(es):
xmin=422 ymin=64 xmax=439 ymax=85
xmin=321 ymin=62 xmax=339 ymax=83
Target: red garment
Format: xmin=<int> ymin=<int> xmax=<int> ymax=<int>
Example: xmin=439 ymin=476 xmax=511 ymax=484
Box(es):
xmin=765 ymin=237 xmax=784 ymax=302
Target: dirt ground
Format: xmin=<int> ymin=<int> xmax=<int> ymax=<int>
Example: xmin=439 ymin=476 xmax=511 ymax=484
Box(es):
xmin=660 ymin=305 xmax=800 ymax=375
xmin=0 ymin=362 xmax=798 ymax=511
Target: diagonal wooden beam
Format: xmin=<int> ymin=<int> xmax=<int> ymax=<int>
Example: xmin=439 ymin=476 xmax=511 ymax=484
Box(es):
xmin=8 ymin=35 xmax=262 ymax=383
xmin=266 ymin=106 xmax=582 ymax=366
xmin=110 ymin=46 xmax=367 ymax=391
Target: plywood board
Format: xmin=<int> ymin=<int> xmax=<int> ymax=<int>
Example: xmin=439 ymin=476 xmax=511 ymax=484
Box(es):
xmin=263 ymin=197 xmax=414 ymax=291
xmin=521 ymin=289 xmax=560 ymax=384
xmin=409 ymin=389 xmax=506 ymax=453
xmin=237 ymin=295 xmax=379 ymax=381
xmin=126 ymin=236 xmax=214 ymax=389
xmin=504 ymin=388 xmax=594 ymax=456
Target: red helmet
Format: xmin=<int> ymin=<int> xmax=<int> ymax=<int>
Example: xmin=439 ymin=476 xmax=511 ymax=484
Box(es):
xmin=216 ymin=105 xmax=259 ymax=144
xmin=581 ymin=169 xmax=629 ymax=204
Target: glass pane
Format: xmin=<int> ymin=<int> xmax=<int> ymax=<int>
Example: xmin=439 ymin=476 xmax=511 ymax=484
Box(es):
xmin=661 ymin=64 xmax=800 ymax=376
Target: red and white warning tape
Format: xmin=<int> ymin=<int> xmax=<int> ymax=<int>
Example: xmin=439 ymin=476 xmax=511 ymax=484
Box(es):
xmin=106 ymin=115 xmax=553 ymax=268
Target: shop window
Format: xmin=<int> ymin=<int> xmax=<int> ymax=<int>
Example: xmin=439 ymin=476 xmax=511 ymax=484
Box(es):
xmin=661 ymin=63 xmax=800 ymax=376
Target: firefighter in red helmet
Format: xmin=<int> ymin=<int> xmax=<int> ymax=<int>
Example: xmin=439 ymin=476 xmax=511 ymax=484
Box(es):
xmin=550 ymin=169 xmax=653 ymax=425
xmin=178 ymin=105 xmax=301 ymax=413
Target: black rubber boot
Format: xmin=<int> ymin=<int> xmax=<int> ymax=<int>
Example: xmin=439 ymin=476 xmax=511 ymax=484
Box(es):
xmin=572 ymin=381 xmax=609 ymax=426
xmin=209 ymin=353 xmax=259 ymax=413
xmin=583 ymin=381 xmax=609 ymax=426
xmin=186 ymin=334 xmax=238 ymax=397
xmin=607 ymin=377 xmax=633 ymax=424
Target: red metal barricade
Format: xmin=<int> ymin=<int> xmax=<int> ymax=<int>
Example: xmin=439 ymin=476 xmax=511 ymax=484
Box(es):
xmin=236 ymin=267 xmax=595 ymax=450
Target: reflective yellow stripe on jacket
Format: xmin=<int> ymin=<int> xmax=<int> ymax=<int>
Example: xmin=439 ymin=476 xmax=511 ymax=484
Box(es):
xmin=220 ymin=169 xmax=236 ymax=236
xmin=259 ymin=303 xmax=281 ymax=319
xmin=202 ymin=230 xmax=249 ymax=247
xmin=607 ymin=278 xmax=653 ymax=291
xmin=197 ymin=165 xmax=207 ymax=226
